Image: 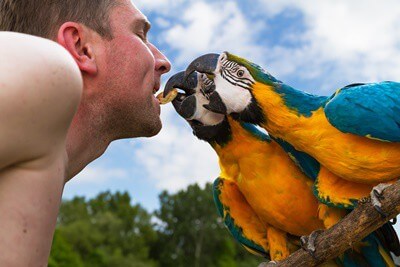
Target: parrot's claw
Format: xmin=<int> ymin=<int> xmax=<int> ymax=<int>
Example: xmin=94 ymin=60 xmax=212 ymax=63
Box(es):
xmin=358 ymin=196 xmax=371 ymax=204
xmin=300 ymin=229 xmax=323 ymax=260
xmin=370 ymin=183 xmax=391 ymax=218
xmin=258 ymin=260 xmax=277 ymax=267
xmin=391 ymin=216 xmax=397 ymax=225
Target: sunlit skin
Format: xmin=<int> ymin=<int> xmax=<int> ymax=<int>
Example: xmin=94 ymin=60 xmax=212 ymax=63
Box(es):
xmin=64 ymin=0 xmax=171 ymax=179
xmin=0 ymin=1 xmax=171 ymax=266
xmin=0 ymin=32 xmax=82 ymax=267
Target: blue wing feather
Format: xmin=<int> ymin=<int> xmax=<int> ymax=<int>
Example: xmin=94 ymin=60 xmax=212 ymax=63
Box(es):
xmin=325 ymin=81 xmax=400 ymax=142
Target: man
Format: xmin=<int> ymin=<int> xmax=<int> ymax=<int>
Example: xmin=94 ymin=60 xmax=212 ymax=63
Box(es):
xmin=0 ymin=0 xmax=171 ymax=266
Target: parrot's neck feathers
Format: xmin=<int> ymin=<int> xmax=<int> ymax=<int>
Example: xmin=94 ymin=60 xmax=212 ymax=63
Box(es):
xmin=192 ymin=118 xmax=233 ymax=147
xmin=232 ymin=95 xmax=266 ymax=125
xmin=273 ymin=83 xmax=329 ymax=118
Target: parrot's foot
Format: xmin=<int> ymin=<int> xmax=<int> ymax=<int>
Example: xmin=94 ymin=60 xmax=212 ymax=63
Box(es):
xmin=391 ymin=216 xmax=397 ymax=225
xmin=358 ymin=196 xmax=371 ymax=204
xmin=258 ymin=261 xmax=277 ymax=267
xmin=301 ymin=229 xmax=323 ymax=259
xmin=371 ymin=183 xmax=391 ymax=217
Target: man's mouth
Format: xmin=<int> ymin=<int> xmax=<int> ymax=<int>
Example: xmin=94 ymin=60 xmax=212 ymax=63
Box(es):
xmin=153 ymin=82 xmax=160 ymax=94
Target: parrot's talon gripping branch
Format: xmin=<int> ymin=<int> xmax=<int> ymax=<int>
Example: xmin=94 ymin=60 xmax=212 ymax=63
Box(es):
xmin=358 ymin=196 xmax=371 ymax=204
xmin=371 ymin=183 xmax=392 ymax=218
xmin=300 ymin=230 xmax=324 ymax=260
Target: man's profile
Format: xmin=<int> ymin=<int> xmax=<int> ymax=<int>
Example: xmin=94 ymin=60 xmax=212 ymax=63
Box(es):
xmin=0 ymin=0 xmax=171 ymax=265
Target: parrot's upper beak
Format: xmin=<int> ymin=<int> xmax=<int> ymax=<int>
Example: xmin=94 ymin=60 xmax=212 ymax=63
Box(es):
xmin=184 ymin=53 xmax=220 ymax=81
xmin=164 ymin=71 xmax=197 ymax=98
xmin=163 ymin=71 xmax=198 ymax=119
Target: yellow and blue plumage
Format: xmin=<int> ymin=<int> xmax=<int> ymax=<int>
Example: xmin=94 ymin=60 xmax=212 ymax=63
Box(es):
xmin=184 ymin=52 xmax=400 ymax=185
xmin=163 ymin=71 xmax=399 ymax=266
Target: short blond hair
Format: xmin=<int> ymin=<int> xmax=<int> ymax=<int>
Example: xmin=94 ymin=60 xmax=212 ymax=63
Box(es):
xmin=0 ymin=0 xmax=120 ymax=39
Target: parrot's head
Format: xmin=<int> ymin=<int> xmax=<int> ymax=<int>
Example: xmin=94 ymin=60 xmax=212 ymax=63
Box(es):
xmin=163 ymin=71 xmax=231 ymax=144
xmin=184 ymin=52 xmax=280 ymax=124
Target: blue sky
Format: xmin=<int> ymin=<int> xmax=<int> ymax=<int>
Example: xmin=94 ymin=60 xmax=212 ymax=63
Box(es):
xmin=63 ymin=0 xmax=400 ymax=233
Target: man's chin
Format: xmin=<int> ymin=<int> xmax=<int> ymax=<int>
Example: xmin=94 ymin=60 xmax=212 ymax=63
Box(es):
xmin=140 ymin=116 xmax=162 ymax=137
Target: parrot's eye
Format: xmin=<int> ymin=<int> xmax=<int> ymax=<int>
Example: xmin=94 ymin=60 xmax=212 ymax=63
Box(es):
xmin=237 ymin=70 xmax=245 ymax=77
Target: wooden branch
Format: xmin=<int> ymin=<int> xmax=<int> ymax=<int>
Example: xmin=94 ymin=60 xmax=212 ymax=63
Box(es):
xmin=261 ymin=181 xmax=400 ymax=267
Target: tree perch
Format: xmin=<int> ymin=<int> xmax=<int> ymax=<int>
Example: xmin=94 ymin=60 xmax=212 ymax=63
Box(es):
xmin=262 ymin=181 xmax=400 ymax=267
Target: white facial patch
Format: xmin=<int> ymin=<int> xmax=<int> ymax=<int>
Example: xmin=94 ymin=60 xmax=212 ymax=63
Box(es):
xmin=212 ymin=52 xmax=254 ymax=114
xmin=213 ymin=73 xmax=252 ymax=114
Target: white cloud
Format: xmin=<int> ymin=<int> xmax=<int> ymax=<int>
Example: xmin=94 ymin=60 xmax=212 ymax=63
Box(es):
xmin=131 ymin=104 xmax=220 ymax=193
xmin=161 ymin=1 xmax=266 ymax=66
xmin=71 ymin=166 xmax=129 ymax=184
xmin=257 ymin=0 xmax=400 ymax=88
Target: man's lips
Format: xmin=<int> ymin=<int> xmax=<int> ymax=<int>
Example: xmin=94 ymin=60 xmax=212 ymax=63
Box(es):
xmin=153 ymin=82 xmax=161 ymax=94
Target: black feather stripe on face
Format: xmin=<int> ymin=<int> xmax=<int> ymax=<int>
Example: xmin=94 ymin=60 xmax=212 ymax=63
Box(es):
xmin=220 ymin=58 xmax=254 ymax=90
xmin=190 ymin=118 xmax=232 ymax=147
xmin=231 ymin=96 xmax=265 ymax=125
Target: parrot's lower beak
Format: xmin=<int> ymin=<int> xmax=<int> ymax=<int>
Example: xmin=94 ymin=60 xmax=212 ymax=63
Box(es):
xmin=163 ymin=71 xmax=198 ymax=119
xmin=184 ymin=53 xmax=220 ymax=81
xmin=203 ymin=91 xmax=227 ymax=114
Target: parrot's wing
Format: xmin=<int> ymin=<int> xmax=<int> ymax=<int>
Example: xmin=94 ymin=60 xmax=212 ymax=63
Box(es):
xmin=271 ymin=136 xmax=320 ymax=182
xmin=324 ymin=81 xmax=400 ymax=142
xmin=213 ymin=177 xmax=270 ymax=258
xmin=313 ymin=167 xmax=373 ymax=209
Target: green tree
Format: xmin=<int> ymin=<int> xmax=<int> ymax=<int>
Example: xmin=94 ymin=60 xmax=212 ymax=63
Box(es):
xmin=151 ymin=183 xmax=260 ymax=267
xmin=50 ymin=191 xmax=157 ymax=267
xmin=48 ymin=229 xmax=83 ymax=267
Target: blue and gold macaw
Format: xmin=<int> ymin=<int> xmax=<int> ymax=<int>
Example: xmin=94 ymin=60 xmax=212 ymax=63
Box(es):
xmin=184 ymin=52 xmax=400 ymax=212
xmin=163 ymin=71 xmax=399 ymax=266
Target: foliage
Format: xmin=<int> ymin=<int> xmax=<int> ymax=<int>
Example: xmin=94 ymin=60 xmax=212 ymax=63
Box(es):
xmin=50 ymin=191 xmax=157 ymax=267
xmin=50 ymin=184 xmax=261 ymax=266
xmin=150 ymin=183 xmax=260 ymax=267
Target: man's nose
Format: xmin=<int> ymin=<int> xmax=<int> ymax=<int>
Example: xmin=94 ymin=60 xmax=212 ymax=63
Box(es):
xmin=150 ymin=43 xmax=171 ymax=75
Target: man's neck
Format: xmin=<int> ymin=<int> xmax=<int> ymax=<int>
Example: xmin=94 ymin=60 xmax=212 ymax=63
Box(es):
xmin=64 ymin=110 xmax=111 ymax=183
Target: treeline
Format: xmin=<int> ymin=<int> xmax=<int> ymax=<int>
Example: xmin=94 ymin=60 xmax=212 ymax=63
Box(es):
xmin=49 ymin=183 xmax=261 ymax=267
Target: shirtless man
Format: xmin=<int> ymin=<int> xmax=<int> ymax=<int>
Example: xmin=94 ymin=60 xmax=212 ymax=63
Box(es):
xmin=0 ymin=0 xmax=171 ymax=266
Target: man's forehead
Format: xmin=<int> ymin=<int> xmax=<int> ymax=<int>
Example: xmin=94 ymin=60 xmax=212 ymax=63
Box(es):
xmin=119 ymin=1 xmax=151 ymax=29
xmin=108 ymin=1 xmax=151 ymax=32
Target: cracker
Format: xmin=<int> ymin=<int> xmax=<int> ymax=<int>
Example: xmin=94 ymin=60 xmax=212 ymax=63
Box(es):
xmin=157 ymin=89 xmax=178 ymax=105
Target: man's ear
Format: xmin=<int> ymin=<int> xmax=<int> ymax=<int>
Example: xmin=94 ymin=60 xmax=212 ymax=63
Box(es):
xmin=57 ymin=22 xmax=98 ymax=75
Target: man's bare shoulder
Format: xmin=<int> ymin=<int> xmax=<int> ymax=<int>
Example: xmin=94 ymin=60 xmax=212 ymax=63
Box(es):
xmin=0 ymin=32 xmax=83 ymax=169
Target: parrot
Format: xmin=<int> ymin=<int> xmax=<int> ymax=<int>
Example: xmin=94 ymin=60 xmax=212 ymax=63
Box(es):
xmin=183 ymin=52 xmax=400 ymax=215
xmin=163 ymin=71 xmax=400 ymax=266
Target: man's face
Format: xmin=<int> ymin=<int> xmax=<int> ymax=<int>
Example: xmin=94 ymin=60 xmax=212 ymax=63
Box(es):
xmin=95 ymin=0 xmax=171 ymax=138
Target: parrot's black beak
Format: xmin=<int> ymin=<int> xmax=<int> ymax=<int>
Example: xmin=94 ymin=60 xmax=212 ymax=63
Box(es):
xmin=203 ymin=91 xmax=227 ymax=114
xmin=184 ymin=53 xmax=220 ymax=81
xmin=164 ymin=71 xmax=197 ymax=97
xmin=163 ymin=71 xmax=198 ymax=119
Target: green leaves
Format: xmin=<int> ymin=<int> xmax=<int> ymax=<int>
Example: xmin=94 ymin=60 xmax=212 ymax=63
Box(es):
xmin=50 ymin=185 xmax=260 ymax=266
xmin=50 ymin=191 xmax=157 ymax=267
